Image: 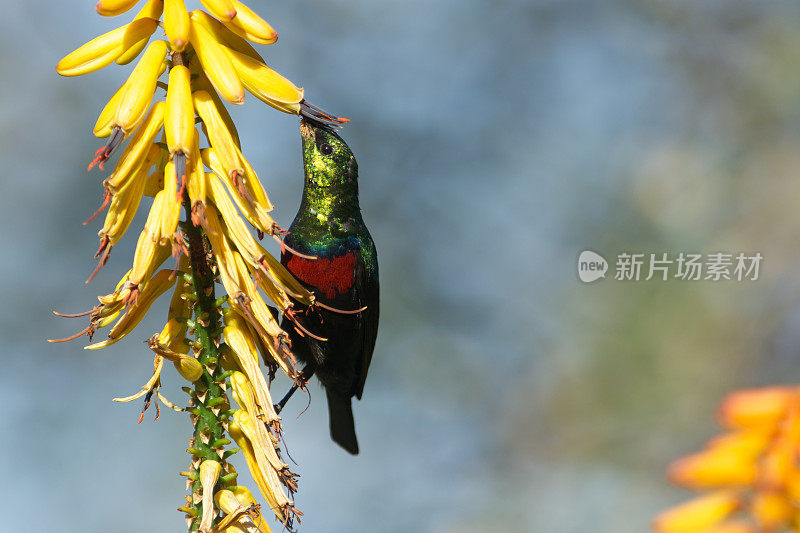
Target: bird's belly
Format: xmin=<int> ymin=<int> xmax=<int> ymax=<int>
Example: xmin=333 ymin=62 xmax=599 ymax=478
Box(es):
xmin=285 ymin=308 xmax=362 ymax=393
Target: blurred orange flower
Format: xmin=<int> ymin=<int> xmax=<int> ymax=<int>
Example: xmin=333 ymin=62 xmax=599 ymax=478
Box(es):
xmin=654 ymin=386 xmax=800 ymax=533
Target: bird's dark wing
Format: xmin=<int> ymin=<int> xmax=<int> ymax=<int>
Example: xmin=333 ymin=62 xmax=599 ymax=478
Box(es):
xmin=353 ymin=255 xmax=379 ymax=400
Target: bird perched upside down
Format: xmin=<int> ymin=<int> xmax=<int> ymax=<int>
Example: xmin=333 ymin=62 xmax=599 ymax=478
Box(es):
xmin=279 ymin=118 xmax=379 ymax=455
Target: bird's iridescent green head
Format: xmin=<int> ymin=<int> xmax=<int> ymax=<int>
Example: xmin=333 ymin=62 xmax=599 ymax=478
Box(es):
xmin=300 ymin=118 xmax=358 ymax=189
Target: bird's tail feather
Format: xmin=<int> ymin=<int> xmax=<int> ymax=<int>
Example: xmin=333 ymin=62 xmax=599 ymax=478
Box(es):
xmin=326 ymin=389 xmax=359 ymax=455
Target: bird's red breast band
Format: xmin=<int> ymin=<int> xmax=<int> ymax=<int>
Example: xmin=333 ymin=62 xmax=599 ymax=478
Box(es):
xmin=286 ymin=252 xmax=357 ymax=299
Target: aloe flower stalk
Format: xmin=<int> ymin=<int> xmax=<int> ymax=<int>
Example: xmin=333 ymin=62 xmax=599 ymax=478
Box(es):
xmin=51 ymin=1 xmax=346 ymax=530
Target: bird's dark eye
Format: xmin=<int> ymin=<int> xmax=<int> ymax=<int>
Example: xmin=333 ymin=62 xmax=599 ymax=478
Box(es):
xmin=320 ymin=143 xmax=333 ymax=156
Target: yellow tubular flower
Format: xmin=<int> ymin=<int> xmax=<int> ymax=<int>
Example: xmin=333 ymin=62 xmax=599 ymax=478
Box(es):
xmin=86 ymin=269 xmax=177 ymax=349
xmin=234 ymin=147 xmax=273 ymax=211
xmin=149 ymin=334 xmax=202 ymax=381
xmin=202 ymin=149 xmax=270 ymax=230
xmin=104 ymin=101 xmax=165 ymax=191
xmin=226 ymin=346 xmax=279 ymax=426
xmin=224 ymin=1 xmax=278 ymax=45
xmin=187 ymin=129 xmax=207 ymax=223
xmin=207 ymin=173 xmax=270 ymax=240
xmin=55 ymin=0 xmax=338 ymax=525
xmin=130 ymin=229 xmax=172 ymax=288
xmin=134 ymin=0 xmax=165 ymax=19
xmin=228 ymin=411 xmax=291 ymax=522
xmin=652 ymin=490 xmax=742 ymax=533
xmin=215 ymin=489 xmax=268 ymax=533
xmin=189 ymin=14 xmax=245 ymax=104
xmin=165 ymin=65 xmax=195 ymax=157
xmin=94 ymin=82 xmax=128 ymax=138
xmin=160 ymin=270 xmax=193 ymax=348
xmin=206 ymin=177 xmax=310 ymax=306
xmin=193 ymin=90 xmax=242 ymax=176
xmin=160 ymin=160 xmax=182 ymax=239
xmin=201 ymin=204 xmax=249 ymax=296
xmin=230 ymin=486 xmax=278 ymax=532
xmin=116 ymin=2 xmax=166 ymax=65
xmin=253 ymin=248 xmax=313 ymax=305
xmin=248 ymin=265 xmax=291 ymax=314
xmin=99 ymin=162 xmax=149 ymax=247
xmin=191 ymin=8 xmax=262 ymax=61
xmin=229 ymin=371 xmax=287 ymax=475
xmin=199 ymin=0 xmax=237 ymax=21
xmin=208 ymin=177 xmax=266 ymax=261
xmin=668 ymin=446 xmax=758 ymax=488
xmin=202 ymin=144 xmax=274 ymax=231
xmin=143 ymin=169 xmax=165 ymax=198
xmin=95 ymin=0 xmax=140 ymax=16
xmin=114 ymin=41 xmax=168 ymax=137
xmin=144 ymin=190 xmax=169 ymax=242
xmin=222 ymin=295 xmax=293 ymax=381
xmin=233 ymin=410 xmax=293 ymax=506
xmin=98 ymin=270 xmax=134 ymax=306
xmin=658 ymin=386 xmax=800 ymax=532
xmin=57 ymin=17 xmax=159 ymax=76
xmin=706 ymin=429 xmax=773 ymax=459
xmin=230 ymin=251 xmax=286 ymax=341
xmin=226 ymin=48 xmax=303 ymax=112
xmin=192 ymin=71 xmax=241 ymax=145
xmin=751 ymin=490 xmax=793 ymax=531
xmin=199 ymin=459 xmax=221 ymax=532
xmin=164 ymin=0 xmax=191 ymax=52
xmin=718 ymin=386 xmax=795 ymax=430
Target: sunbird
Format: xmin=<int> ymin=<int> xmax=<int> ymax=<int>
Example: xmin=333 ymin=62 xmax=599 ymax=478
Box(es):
xmin=278 ymin=118 xmax=379 ymax=455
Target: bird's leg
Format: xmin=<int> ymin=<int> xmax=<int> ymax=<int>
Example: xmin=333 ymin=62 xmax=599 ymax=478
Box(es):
xmin=274 ymin=367 xmax=315 ymax=414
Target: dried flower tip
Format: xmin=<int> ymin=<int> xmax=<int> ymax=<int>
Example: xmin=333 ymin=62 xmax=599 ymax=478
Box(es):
xmin=148 ymin=334 xmax=203 ymax=381
xmin=86 ymin=269 xmax=177 ymax=350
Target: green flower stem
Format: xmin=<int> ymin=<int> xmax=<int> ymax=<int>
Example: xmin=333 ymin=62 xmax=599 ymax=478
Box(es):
xmin=173 ymin=50 xmax=234 ymax=532
xmin=182 ymin=197 xmax=232 ymax=532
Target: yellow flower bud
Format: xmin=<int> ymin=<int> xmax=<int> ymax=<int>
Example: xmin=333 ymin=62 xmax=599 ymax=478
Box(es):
xmin=226 ymin=48 xmax=303 ymax=111
xmin=189 ymin=14 xmax=245 ymax=104
xmin=751 ymin=490 xmax=793 ymax=531
xmin=165 ymin=65 xmax=195 ymax=157
xmin=95 ymin=0 xmax=140 ymax=17
xmin=117 ymin=2 xmax=165 ymax=64
xmin=57 ymin=18 xmax=159 ymax=77
xmin=199 ymin=0 xmax=237 ymax=21
xmin=224 ymin=1 xmax=278 ymax=45
xmin=652 ymin=490 xmax=741 ymax=533
xmin=668 ymin=447 xmax=758 ymax=488
xmin=718 ymin=386 xmax=796 ymax=430
xmin=113 ymin=40 xmax=168 ymax=133
xmin=164 ymin=0 xmax=191 ymax=52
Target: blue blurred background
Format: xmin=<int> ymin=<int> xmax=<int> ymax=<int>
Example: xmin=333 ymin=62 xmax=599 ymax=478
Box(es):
xmin=3 ymin=0 xmax=800 ymax=531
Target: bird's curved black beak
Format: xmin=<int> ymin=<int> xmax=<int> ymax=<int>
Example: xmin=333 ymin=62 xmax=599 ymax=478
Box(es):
xmin=299 ymin=100 xmax=349 ymax=129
